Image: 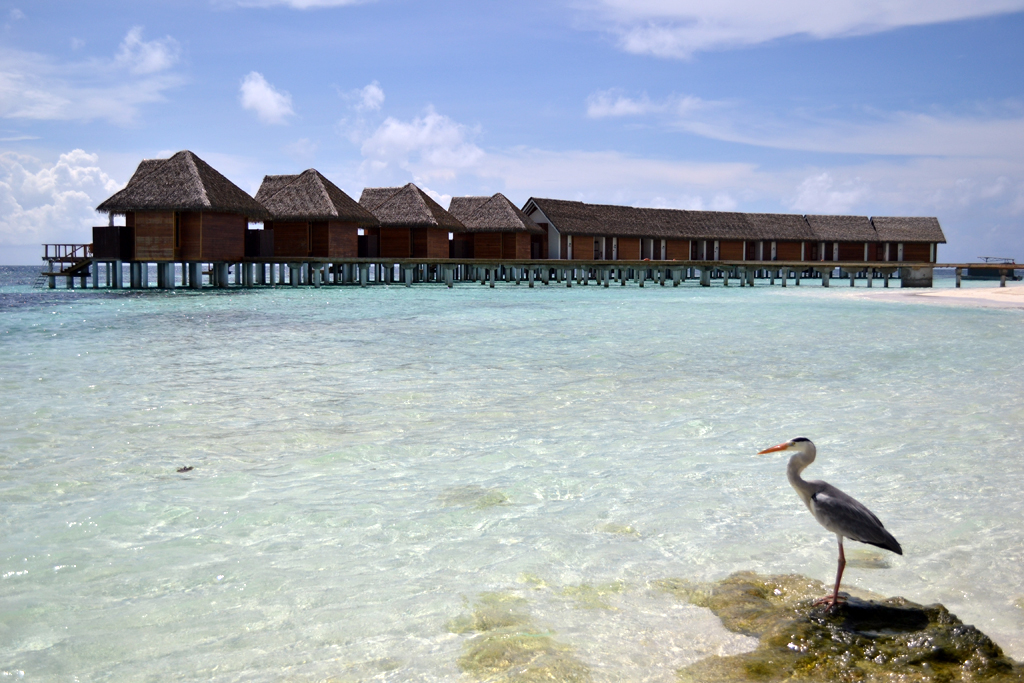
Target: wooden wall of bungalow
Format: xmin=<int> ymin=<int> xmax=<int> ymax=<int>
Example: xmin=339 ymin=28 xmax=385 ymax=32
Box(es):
xmin=375 ymin=226 xmax=451 ymax=259
xmin=94 ymin=210 xmax=247 ymax=262
xmin=562 ymin=235 xmax=690 ymax=261
xmin=473 ymin=232 xmax=539 ymax=260
xmin=266 ymin=219 xmax=361 ymax=259
xmin=550 ymin=228 xmax=938 ymax=265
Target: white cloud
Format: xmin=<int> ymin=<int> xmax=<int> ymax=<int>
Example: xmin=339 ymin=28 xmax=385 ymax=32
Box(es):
xmin=9 ymin=8 xmax=25 ymax=20
xmin=283 ymin=137 xmax=318 ymax=163
xmin=359 ymin=106 xmax=484 ymax=181
xmin=587 ymin=89 xmax=712 ymax=119
xmin=115 ymin=26 xmax=180 ymax=75
xmin=587 ymin=88 xmax=1024 ymax=161
xmin=356 ymin=81 xmax=384 ymax=112
xmin=692 ymin=109 xmax=1024 ymax=161
xmin=789 ymin=172 xmax=868 ymax=214
xmin=416 ymin=184 xmax=452 ymax=208
xmin=239 ymin=72 xmax=294 ymax=124
xmin=586 ymin=90 xmax=662 ymax=118
xmin=0 ymin=149 xmax=120 ymax=249
xmin=0 ymin=28 xmax=183 ymax=125
xmin=585 ymin=0 xmax=1024 ymax=57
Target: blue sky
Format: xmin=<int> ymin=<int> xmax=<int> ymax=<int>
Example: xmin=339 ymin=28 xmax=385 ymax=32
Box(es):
xmin=2 ymin=0 xmax=1024 ymax=263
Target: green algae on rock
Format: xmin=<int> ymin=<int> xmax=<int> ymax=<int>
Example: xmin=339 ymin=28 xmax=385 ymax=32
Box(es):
xmin=656 ymin=572 xmax=1024 ymax=682
xmin=449 ymin=593 xmax=590 ymax=682
xmin=598 ymin=522 xmax=640 ymax=537
xmin=560 ymin=581 xmax=625 ymax=610
xmin=438 ymin=485 xmax=510 ymax=510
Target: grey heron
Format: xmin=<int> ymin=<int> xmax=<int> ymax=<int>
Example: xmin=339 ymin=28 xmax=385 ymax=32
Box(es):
xmin=758 ymin=437 xmax=903 ymax=608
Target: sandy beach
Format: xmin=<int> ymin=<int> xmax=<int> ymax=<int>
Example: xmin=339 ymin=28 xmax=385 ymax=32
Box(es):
xmin=856 ymin=281 xmax=1024 ymax=309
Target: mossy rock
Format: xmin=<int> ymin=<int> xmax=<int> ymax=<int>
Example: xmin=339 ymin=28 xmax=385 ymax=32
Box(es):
xmin=447 ymin=592 xmax=531 ymax=634
xmin=657 ymin=572 xmax=1024 ymax=683
xmin=560 ymin=581 xmax=625 ymax=610
xmin=457 ymin=630 xmax=590 ymax=683
xmin=439 ymin=485 xmax=509 ymax=509
xmin=450 ymin=592 xmax=591 ymax=682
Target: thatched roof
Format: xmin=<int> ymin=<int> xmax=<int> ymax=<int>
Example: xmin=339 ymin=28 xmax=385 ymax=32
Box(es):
xmin=529 ymin=198 xmax=948 ymax=245
xmin=871 ymin=217 xmax=946 ymax=243
xmin=745 ymin=213 xmax=816 ymax=241
xmin=449 ymin=193 xmax=545 ymax=234
xmin=448 ymin=196 xmax=490 ymax=222
xmin=670 ymin=210 xmax=758 ymax=240
xmin=526 ymin=199 xmax=764 ymax=240
xmin=805 ymin=215 xmax=877 ymax=242
xmin=96 ymin=150 xmax=270 ymax=220
xmin=255 ymin=169 xmax=378 ymax=225
xmin=358 ymin=183 xmax=466 ymax=230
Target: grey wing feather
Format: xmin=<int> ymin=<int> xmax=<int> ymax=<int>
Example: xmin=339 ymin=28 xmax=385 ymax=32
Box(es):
xmin=808 ymin=482 xmax=903 ymax=555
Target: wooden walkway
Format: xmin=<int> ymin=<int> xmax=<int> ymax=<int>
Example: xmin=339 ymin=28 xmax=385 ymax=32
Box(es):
xmin=37 ymin=252 xmax=1020 ymax=291
xmin=38 ymin=244 xmax=1020 ymax=290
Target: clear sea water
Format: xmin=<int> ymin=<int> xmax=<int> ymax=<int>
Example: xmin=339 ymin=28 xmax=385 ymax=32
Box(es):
xmin=1 ymin=265 xmax=1022 ymax=681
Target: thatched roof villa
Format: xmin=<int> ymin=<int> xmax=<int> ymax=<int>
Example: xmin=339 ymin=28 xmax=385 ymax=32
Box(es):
xmin=95 ymin=150 xmax=269 ymax=263
xmin=448 ymin=193 xmax=546 ymax=259
xmin=358 ymin=183 xmax=466 ymax=258
xmin=255 ymin=169 xmax=378 ymax=259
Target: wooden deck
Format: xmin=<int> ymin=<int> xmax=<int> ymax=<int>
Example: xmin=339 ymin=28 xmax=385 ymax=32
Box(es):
xmin=37 ymin=246 xmax=1021 ymax=290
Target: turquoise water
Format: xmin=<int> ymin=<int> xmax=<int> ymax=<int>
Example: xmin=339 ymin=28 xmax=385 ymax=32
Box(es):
xmin=2 ymin=267 xmax=1023 ymax=680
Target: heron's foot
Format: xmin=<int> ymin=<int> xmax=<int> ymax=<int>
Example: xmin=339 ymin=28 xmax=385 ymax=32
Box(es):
xmin=812 ymin=594 xmax=847 ymax=610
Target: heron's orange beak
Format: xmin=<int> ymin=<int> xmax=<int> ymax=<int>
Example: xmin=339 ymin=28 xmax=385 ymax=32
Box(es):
xmin=757 ymin=442 xmax=791 ymax=454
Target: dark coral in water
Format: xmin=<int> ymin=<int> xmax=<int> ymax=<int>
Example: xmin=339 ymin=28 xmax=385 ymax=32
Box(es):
xmin=656 ymin=572 xmax=1023 ymax=682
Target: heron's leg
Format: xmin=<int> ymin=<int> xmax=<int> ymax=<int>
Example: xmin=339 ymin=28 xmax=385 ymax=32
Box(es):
xmin=832 ymin=538 xmax=846 ymax=606
xmin=814 ymin=535 xmax=848 ymax=609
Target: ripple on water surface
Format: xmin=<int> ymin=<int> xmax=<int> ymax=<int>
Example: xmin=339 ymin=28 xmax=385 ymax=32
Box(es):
xmin=1 ymin=280 xmax=1023 ymax=680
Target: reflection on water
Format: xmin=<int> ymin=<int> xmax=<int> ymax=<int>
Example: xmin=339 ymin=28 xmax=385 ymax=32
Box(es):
xmin=1 ymin=270 xmax=1022 ymax=680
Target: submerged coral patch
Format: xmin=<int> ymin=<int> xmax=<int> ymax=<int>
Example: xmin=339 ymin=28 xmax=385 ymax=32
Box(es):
xmin=560 ymin=582 xmax=625 ymax=610
xmin=439 ymin=485 xmax=510 ymax=509
xmin=598 ymin=522 xmax=640 ymax=537
xmin=449 ymin=592 xmax=590 ymax=682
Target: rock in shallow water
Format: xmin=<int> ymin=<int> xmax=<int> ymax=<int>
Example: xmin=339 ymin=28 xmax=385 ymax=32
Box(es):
xmin=656 ymin=572 xmax=1023 ymax=682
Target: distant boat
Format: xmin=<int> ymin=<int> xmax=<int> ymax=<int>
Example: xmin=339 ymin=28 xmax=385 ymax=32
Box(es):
xmin=964 ymin=257 xmax=1021 ymax=281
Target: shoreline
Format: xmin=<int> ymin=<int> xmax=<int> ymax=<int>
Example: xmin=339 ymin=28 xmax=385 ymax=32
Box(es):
xmin=853 ymin=281 xmax=1024 ymax=309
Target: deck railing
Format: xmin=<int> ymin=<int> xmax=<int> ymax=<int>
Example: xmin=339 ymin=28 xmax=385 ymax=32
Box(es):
xmin=42 ymin=244 xmax=92 ymax=261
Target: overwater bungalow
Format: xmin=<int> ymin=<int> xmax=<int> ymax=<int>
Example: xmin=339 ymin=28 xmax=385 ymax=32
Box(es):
xmin=448 ymin=193 xmax=547 ymax=259
xmin=358 ymin=183 xmax=466 ymax=259
xmin=255 ymin=169 xmax=378 ymax=259
xmin=804 ymin=215 xmax=880 ymax=262
xmin=94 ymin=150 xmax=270 ymax=264
xmin=870 ymin=217 xmax=945 ymax=263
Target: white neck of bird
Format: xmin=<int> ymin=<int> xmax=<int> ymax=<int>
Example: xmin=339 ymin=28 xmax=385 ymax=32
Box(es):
xmin=786 ymin=442 xmax=817 ymax=502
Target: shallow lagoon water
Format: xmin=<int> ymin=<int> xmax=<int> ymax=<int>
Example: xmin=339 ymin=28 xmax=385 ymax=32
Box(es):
xmin=1 ymin=267 xmax=1023 ymax=680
